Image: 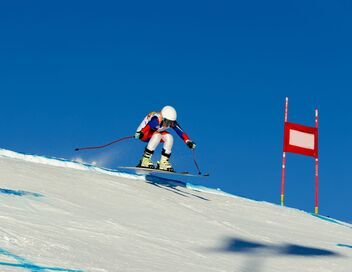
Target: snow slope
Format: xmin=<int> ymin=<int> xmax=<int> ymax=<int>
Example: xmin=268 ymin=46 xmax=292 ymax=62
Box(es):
xmin=0 ymin=148 xmax=351 ymax=272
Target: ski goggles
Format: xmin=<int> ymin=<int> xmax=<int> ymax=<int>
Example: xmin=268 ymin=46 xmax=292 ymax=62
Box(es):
xmin=162 ymin=118 xmax=174 ymax=127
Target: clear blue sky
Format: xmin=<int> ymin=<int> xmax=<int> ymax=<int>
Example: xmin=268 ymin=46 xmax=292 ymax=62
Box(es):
xmin=0 ymin=1 xmax=351 ymax=222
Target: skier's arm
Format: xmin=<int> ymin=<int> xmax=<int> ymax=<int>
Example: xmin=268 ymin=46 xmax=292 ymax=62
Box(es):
xmin=143 ymin=116 xmax=159 ymax=131
xmin=135 ymin=116 xmax=160 ymax=139
xmin=172 ymin=122 xmax=196 ymax=149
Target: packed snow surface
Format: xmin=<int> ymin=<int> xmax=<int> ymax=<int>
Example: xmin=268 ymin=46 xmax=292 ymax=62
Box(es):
xmin=0 ymin=148 xmax=351 ymax=271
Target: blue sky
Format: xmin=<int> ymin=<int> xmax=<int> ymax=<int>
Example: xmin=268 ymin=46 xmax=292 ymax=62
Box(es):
xmin=0 ymin=1 xmax=351 ymax=222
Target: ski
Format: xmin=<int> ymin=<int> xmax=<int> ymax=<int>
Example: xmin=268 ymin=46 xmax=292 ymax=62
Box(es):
xmin=118 ymin=166 xmax=209 ymax=177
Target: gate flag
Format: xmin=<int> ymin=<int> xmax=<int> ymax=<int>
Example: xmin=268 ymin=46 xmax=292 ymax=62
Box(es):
xmin=280 ymin=97 xmax=320 ymax=214
xmin=283 ymin=122 xmax=318 ymax=158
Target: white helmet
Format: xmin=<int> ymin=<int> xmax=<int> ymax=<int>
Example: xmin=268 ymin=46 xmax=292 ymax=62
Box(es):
xmin=161 ymin=105 xmax=177 ymax=121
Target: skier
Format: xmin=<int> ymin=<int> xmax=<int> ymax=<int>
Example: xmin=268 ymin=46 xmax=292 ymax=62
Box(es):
xmin=134 ymin=106 xmax=196 ymax=172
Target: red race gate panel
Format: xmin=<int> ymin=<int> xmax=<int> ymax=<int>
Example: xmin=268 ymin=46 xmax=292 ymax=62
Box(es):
xmin=284 ymin=122 xmax=318 ymax=158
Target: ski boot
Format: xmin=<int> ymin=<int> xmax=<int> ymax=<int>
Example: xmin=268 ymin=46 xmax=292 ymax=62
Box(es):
xmin=137 ymin=148 xmax=155 ymax=169
xmin=157 ymin=151 xmax=174 ymax=172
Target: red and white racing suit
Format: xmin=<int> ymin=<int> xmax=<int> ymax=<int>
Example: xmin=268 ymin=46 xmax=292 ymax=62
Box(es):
xmin=136 ymin=112 xmax=191 ymax=155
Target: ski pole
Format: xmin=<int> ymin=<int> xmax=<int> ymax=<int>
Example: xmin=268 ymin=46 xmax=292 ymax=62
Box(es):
xmin=192 ymin=149 xmax=209 ymax=176
xmin=75 ymin=136 xmax=134 ymax=151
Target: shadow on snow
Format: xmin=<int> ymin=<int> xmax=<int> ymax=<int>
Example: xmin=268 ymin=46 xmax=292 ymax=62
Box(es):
xmin=220 ymin=237 xmax=342 ymax=257
xmin=208 ymin=237 xmax=344 ymax=272
xmin=145 ymin=175 xmax=210 ymax=201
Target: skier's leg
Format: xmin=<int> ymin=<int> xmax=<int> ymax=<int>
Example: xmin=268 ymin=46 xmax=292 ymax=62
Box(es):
xmin=157 ymin=132 xmax=174 ymax=172
xmin=161 ymin=132 xmax=173 ymax=155
xmin=138 ymin=132 xmax=162 ymax=168
xmin=146 ymin=132 xmax=162 ymax=152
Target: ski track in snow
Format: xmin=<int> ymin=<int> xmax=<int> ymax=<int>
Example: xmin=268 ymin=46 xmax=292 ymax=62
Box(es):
xmin=0 ymin=148 xmax=351 ymax=272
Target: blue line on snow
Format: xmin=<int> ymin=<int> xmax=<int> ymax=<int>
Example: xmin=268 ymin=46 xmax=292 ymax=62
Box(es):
xmin=0 ymin=248 xmax=83 ymax=272
xmin=337 ymin=244 xmax=352 ymax=249
xmin=0 ymin=188 xmax=43 ymax=197
xmin=311 ymin=213 xmax=352 ymax=229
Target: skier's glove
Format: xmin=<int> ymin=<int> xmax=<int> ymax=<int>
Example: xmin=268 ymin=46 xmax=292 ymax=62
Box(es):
xmin=186 ymin=140 xmax=196 ymax=150
xmin=134 ymin=131 xmax=143 ymax=139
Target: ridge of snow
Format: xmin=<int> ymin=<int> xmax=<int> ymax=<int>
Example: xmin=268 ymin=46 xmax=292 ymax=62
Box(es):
xmin=0 ymin=148 xmax=140 ymax=180
xmin=0 ymin=148 xmax=232 ymax=198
